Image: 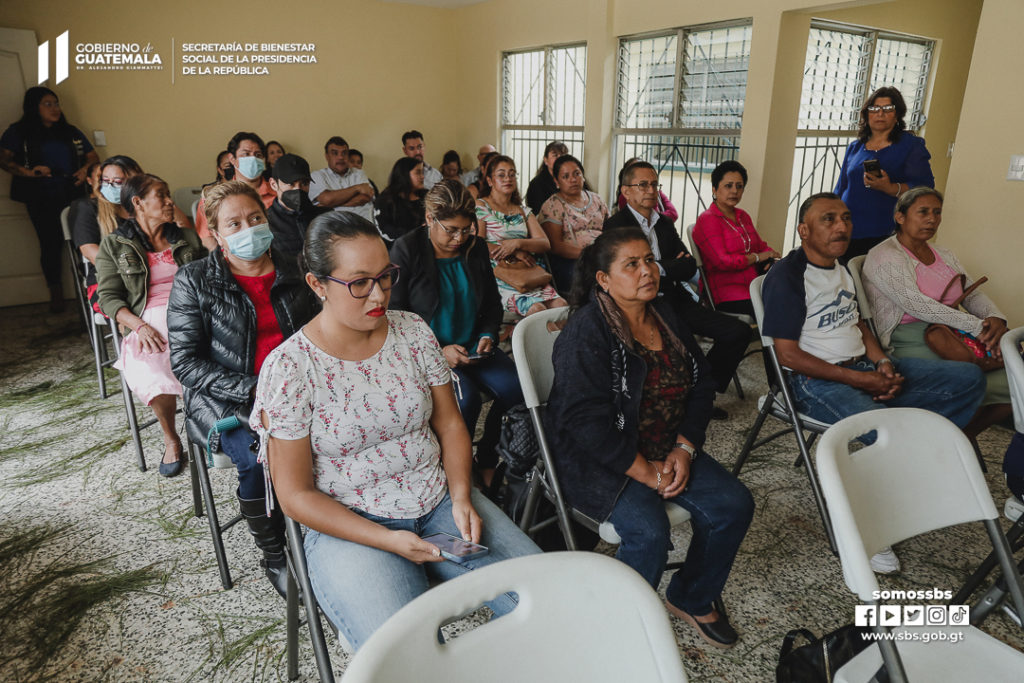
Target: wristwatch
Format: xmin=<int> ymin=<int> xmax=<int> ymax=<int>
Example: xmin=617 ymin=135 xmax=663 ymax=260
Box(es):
xmin=673 ymin=441 xmax=697 ymax=461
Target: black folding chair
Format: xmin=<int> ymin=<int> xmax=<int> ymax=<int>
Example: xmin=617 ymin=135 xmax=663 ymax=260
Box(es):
xmin=284 ymin=515 xmax=341 ymax=682
xmin=186 ymin=438 xmax=243 ymax=590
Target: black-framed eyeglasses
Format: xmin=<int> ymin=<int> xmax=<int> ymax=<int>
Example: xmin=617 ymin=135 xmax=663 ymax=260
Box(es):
xmin=431 ymin=217 xmax=475 ymax=240
xmin=624 ymin=181 xmax=662 ymax=191
xmin=866 ymin=104 xmax=897 ymax=113
xmin=323 ymin=265 xmax=401 ymax=298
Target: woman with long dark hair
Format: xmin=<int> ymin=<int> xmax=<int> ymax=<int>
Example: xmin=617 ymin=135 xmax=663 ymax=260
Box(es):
xmin=834 ymin=86 xmax=934 ymax=260
xmin=375 ymin=157 xmax=426 ymax=242
xmin=0 ymin=86 xmax=99 ymax=311
xmin=524 ymin=140 xmax=568 ymax=215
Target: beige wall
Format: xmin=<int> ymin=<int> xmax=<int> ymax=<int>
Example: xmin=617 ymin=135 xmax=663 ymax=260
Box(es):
xmin=939 ymin=0 xmax=1024 ymax=325
xmin=0 ymin=0 xmax=463 ymax=191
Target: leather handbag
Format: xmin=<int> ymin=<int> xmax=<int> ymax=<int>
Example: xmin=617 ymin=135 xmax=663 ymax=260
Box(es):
xmin=494 ymin=404 xmax=539 ymax=476
xmin=493 ymin=254 xmax=552 ymax=293
xmin=923 ymin=274 xmax=1004 ymax=372
xmin=776 ymin=625 xmax=886 ymax=683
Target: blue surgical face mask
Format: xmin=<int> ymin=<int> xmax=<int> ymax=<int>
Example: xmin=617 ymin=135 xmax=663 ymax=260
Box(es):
xmin=99 ymin=182 xmax=121 ymax=204
xmin=224 ymin=223 xmax=273 ymax=261
xmin=236 ymin=156 xmax=266 ymax=180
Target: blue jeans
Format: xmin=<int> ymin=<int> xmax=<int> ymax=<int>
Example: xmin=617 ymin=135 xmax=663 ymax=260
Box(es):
xmin=219 ymin=426 xmax=264 ymax=500
xmin=789 ymin=357 xmax=985 ymax=431
xmin=304 ymin=489 xmax=541 ymax=651
xmin=606 ymin=454 xmax=754 ymax=616
xmin=452 ymin=349 xmax=524 ymax=437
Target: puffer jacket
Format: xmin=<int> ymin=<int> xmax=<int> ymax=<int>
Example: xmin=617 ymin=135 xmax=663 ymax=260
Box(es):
xmin=167 ymin=248 xmax=318 ymax=447
xmin=95 ymin=220 xmax=206 ymax=320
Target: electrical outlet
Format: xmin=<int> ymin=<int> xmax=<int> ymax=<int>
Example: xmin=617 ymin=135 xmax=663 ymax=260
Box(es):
xmin=93 ymin=130 xmax=107 ymax=147
xmin=1007 ymin=155 xmax=1024 ymax=182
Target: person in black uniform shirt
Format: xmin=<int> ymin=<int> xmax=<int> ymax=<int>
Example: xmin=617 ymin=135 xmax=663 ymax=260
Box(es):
xmin=603 ymin=162 xmax=750 ymax=419
xmin=266 ymin=154 xmax=324 ymax=260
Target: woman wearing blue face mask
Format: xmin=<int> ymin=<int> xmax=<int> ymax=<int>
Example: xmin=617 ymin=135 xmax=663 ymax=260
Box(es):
xmin=96 ymin=174 xmax=207 ymax=475
xmin=167 ymin=181 xmax=318 ymax=597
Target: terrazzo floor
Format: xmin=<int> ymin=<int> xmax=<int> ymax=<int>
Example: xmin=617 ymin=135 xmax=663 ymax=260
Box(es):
xmin=1 ymin=301 xmax=1021 ymax=682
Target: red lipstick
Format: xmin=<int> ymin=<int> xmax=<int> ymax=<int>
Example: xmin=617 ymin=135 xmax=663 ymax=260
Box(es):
xmin=367 ymin=307 xmax=386 ymax=317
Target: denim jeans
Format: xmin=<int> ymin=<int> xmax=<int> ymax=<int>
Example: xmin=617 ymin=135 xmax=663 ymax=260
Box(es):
xmin=606 ymin=454 xmax=754 ymax=616
xmin=304 ymin=488 xmax=541 ymax=651
xmin=452 ymin=349 xmax=524 ymax=429
xmin=219 ymin=426 xmax=264 ymax=500
xmin=789 ymin=357 xmax=986 ymax=431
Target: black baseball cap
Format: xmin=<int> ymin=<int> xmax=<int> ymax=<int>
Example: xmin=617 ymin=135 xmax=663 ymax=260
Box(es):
xmin=272 ymin=154 xmax=311 ymax=183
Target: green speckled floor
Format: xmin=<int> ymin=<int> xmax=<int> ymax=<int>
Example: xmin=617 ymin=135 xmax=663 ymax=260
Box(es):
xmin=1 ymin=302 xmax=1020 ymax=681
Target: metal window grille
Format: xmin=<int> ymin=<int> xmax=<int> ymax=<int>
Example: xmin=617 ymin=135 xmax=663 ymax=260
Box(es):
xmin=614 ymin=21 xmax=751 ymax=229
xmin=785 ymin=22 xmax=934 ymax=249
xmin=501 ymin=43 xmax=586 ymax=195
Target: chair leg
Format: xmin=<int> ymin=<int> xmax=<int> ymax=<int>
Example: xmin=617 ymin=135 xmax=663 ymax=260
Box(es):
xmin=983 ymin=519 xmax=1024 ymax=629
xmin=733 ymin=399 xmax=771 ymax=475
xmin=286 ymin=565 xmax=300 ymax=681
xmin=285 ymin=520 xmax=335 ymax=682
xmin=732 ymin=371 xmax=745 ymax=400
xmin=528 ymin=408 xmax=578 ymax=551
xmin=194 ymin=444 xmax=233 ymax=590
xmin=188 ymin=442 xmax=204 ymax=519
xmin=953 ymin=515 xmax=1024 ymax=606
xmin=118 ymin=372 xmax=147 ymax=472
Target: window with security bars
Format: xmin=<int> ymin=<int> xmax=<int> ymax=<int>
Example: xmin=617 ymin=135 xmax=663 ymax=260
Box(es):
xmin=786 ymin=21 xmax=934 ymax=249
xmin=614 ymin=21 xmax=752 ymax=230
xmin=501 ymin=44 xmax=586 ymax=195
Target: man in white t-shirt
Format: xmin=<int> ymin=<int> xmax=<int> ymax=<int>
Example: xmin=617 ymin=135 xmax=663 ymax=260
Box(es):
xmin=761 ymin=193 xmax=986 ymax=571
xmin=309 ymin=136 xmax=375 ymax=224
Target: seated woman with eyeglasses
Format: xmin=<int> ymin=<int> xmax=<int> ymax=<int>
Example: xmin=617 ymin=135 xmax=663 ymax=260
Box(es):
xmin=475 ymin=154 xmax=566 ymax=320
xmin=253 ymin=211 xmax=540 ymax=650
xmin=390 ymin=179 xmax=523 ymax=486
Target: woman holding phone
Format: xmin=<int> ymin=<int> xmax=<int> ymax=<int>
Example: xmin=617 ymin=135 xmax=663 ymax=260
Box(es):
xmin=834 ymin=86 xmax=934 ymax=261
xmin=390 ymin=179 xmax=523 ymax=485
xmin=253 ymin=211 xmax=538 ymax=650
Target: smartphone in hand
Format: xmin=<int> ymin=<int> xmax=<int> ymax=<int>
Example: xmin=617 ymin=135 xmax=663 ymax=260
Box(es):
xmin=421 ymin=532 xmax=489 ymax=564
xmin=862 ymin=159 xmax=882 ymax=178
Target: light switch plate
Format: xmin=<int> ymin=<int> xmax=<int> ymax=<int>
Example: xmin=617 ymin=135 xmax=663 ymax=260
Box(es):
xmin=1008 ymin=155 xmax=1024 ymax=181
xmin=93 ymin=130 xmax=107 ymax=147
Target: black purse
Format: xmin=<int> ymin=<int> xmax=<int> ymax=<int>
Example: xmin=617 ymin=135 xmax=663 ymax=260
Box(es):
xmin=494 ymin=404 xmax=539 ymax=476
xmin=776 ymin=625 xmax=888 ymax=683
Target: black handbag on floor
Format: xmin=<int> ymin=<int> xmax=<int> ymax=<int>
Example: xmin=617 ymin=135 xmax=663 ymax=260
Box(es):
xmin=494 ymin=404 xmax=539 ymax=476
xmin=776 ymin=624 xmax=888 ymax=683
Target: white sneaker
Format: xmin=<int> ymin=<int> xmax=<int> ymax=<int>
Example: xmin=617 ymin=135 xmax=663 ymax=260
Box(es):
xmin=870 ymin=546 xmax=901 ymax=574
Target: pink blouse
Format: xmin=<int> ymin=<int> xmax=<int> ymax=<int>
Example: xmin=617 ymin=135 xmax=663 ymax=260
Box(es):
xmin=899 ymin=244 xmax=961 ymax=324
xmin=692 ymin=204 xmax=770 ymax=304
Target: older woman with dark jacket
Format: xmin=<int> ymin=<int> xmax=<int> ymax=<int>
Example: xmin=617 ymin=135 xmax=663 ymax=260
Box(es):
xmin=96 ymin=173 xmax=206 ymax=476
xmin=545 ymin=228 xmax=753 ymax=649
xmin=167 ymin=180 xmax=318 ymax=597
xmin=390 ymin=179 xmax=522 ymax=485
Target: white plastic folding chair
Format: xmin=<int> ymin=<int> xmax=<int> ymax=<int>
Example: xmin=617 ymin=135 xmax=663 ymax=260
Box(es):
xmin=190 ymin=198 xmax=200 ymax=225
xmin=816 ymin=408 xmax=1024 ymax=682
xmin=732 ymin=275 xmax=837 ymax=551
xmin=341 ymin=552 xmax=688 ymax=683
xmin=510 ymin=307 xmax=691 ymax=551
xmin=845 ymin=255 xmax=876 ymax=337
xmin=172 ymin=186 xmax=203 ymax=217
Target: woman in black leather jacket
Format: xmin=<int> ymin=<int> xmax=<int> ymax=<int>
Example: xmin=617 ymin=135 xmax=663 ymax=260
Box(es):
xmin=167 ymin=180 xmax=317 ymax=597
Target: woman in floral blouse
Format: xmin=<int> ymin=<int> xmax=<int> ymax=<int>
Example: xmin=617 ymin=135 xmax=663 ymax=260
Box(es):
xmin=252 ymin=211 xmax=538 ymax=650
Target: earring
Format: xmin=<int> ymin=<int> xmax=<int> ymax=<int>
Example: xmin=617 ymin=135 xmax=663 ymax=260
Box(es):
xmin=319 ymin=295 xmax=326 ymax=301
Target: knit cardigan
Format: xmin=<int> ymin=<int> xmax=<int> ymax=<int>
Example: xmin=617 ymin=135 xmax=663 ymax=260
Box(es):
xmin=862 ymin=234 xmax=1004 ymax=350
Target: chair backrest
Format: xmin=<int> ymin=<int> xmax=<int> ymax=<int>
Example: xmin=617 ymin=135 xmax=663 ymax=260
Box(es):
xmin=190 ymin=198 xmax=200 ymax=225
xmin=60 ymin=206 xmax=72 ymax=241
xmin=845 ymin=255 xmax=873 ymax=324
xmin=1002 ymin=326 xmax=1024 ymax=432
xmin=684 ymin=223 xmax=701 ymax=267
xmin=341 ymin=552 xmax=688 ymax=683
xmin=748 ymin=274 xmax=773 ymax=348
xmin=173 ymin=186 xmax=203 ymax=216
xmin=510 ymin=307 xmax=570 ymax=409
xmin=816 ymin=407 xmax=1000 ymax=600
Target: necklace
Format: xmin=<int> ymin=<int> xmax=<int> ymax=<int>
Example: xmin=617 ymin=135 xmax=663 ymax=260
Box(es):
xmin=632 ymin=319 xmax=657 ymax=348
xmin=720 ymin=210 xmax=752 ymax=253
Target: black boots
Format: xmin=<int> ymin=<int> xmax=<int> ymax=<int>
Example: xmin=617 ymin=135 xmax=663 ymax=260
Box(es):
xmin=237 ymin=492 xmax=289 ymax=599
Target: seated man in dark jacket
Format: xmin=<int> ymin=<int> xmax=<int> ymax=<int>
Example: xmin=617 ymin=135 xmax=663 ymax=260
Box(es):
xmin=604 ymin=161 xmax=750 ymax=418
xmin=266 ymin=153 xmax=324 ymax=261
xmin=167 ymin=180 xmax=318 ymax=598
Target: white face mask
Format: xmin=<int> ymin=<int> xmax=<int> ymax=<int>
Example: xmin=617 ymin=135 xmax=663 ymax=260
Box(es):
xmin=223 ymin=223 xmax=274 ymax=260
xmin=236 ymin=156 xmax=266 ymax=180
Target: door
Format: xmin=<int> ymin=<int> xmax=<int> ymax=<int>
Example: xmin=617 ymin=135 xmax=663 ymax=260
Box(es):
xmin=0 ymin=27 xmax=72 ymax=307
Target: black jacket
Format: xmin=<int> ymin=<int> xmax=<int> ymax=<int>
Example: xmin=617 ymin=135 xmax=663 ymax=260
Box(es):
xmin=544 ymin=295 xmax=715 ymax=521
xmin=375 ymin=193 xmax=425 ymax=242
xmin=603 ymin=207 xmax=698 ymax=285
xmin=389 ymin=227 xmax=502 ymax=343
xmin=525 ymin=170 xmax=558 ymax=216
xmin=167 ymin=248 xmax=318 ymax=447
xmin=266 ymin=198 xmax=324 ymax=260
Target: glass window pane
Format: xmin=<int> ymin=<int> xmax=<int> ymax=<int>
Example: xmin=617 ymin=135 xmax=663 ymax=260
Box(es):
xmin=502 ymin=49 xmax=546 ymax=126
xmin=548 ymin=45 xmax=587 ymax=127
xmin=680 ymin=24 xmax=752 ymax=130
xmin=870 ymin=38 xmax=932 ymax=129
xmin=798 ymin=27 xmax=872 ymax=131
xmin=616 ymin=34 xmax=678 ymax=129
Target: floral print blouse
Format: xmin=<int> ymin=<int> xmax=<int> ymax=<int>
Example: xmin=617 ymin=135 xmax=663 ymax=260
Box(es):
xmin=253 ymin=311 xmax=451 ymax=519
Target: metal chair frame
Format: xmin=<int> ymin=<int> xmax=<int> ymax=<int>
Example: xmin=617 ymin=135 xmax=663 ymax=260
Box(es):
xmin=186 ymin=439 xmax=243 ymax=590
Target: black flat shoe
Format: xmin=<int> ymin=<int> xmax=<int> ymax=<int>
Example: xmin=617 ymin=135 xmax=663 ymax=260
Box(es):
xmin=666 ymin=601 xmax=738 ymax=649
xmin=711 ymin=406 xmax=729 ymax=421
xmin=159 ymin=445 xmax=184 ymax=478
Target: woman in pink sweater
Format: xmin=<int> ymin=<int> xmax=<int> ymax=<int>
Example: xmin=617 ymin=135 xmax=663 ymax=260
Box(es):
xmin=693 ymin=161 xmax=779 ymax=317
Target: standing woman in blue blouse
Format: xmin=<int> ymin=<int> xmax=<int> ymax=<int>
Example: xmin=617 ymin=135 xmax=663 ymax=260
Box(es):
xmin=834 ymin=86 xmax=934 ymax=262
xmin=0 ymin=87 xmax=99 ymax=311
